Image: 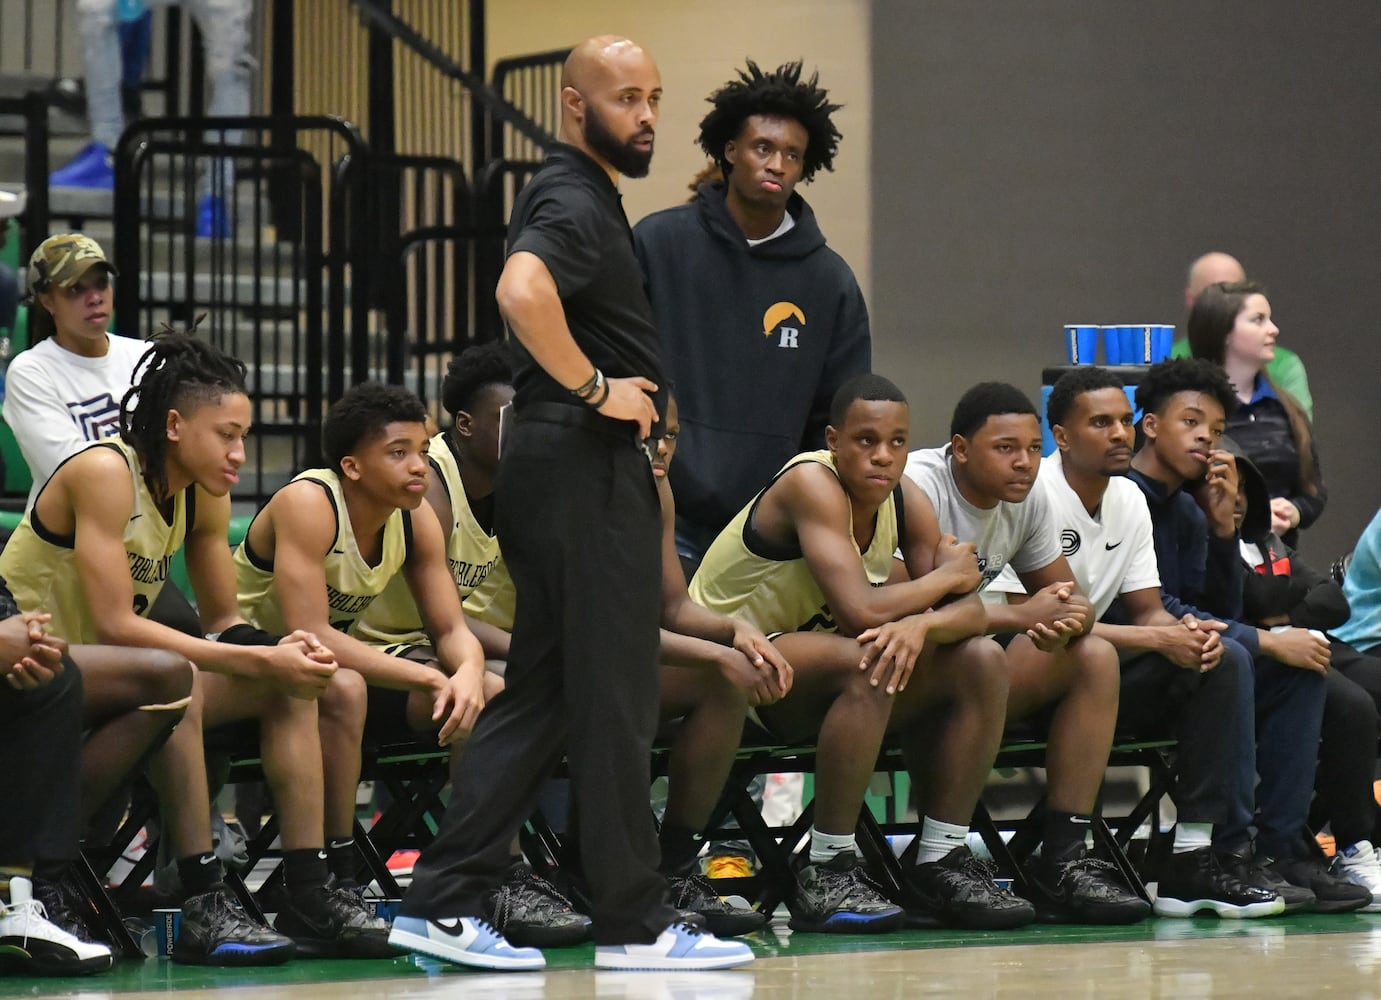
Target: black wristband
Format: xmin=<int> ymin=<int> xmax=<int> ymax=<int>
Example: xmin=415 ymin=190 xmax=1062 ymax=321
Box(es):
xmin=571 ymin=369 xmax=604 ymax=402
xmin=586 ymin=378 xmax=611 ymax=409
xmin=218 ymin=623 xmax=282 ymax=647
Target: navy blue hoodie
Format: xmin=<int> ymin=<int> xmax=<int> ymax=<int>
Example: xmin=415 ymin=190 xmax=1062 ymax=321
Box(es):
xmin=633 ymin=183 xmax=870 ymax=537
xmin=1125 ymin=467 xmax=1261 ymax=655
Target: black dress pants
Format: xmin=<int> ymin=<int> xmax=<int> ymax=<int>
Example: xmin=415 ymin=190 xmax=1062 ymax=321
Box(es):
xmin=400 ymin=405 xmax=676 ymax=945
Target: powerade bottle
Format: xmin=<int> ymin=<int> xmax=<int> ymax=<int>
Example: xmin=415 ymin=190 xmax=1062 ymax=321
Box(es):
xmin=116 ymin=0 xmax=146 ymax=23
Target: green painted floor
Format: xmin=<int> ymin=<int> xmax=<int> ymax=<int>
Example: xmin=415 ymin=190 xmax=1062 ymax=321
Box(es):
xmin=4 ymin=911 xmax=1381 ymax=995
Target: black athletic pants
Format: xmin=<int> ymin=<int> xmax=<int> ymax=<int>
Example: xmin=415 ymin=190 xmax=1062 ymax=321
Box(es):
xmin=0 ymin=653 xmax=83 ymax=867
xmin=1118 ymin=641 xmax=1254 ymax=841
xmin=1314 ymin=640 xmax=1381 ymax=847
xmin=400 ymin=404 xmax=676 ymax=945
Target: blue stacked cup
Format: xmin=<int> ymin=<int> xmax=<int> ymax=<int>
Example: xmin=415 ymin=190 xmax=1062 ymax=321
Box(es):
xmin=1064 ymin=325 xmax=1099 ymax=364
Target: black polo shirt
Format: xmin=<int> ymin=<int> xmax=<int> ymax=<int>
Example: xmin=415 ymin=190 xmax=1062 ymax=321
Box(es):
xmin=505 ymin=143 xmax=668 ymax=437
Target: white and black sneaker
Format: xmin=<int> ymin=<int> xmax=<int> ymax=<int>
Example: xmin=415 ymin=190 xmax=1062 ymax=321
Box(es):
xmin=0 ymin=877 xmax=113 ymax=976
xmin=389 ymin=914 xmax=546 ymax=971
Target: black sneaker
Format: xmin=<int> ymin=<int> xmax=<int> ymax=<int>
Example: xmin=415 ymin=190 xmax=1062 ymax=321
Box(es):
xmin=665 ymin=869 xmax=767 ymax=937
xmin=174 ymin=886 xmax=296 ymax=966
xmin=31 ymin=874 xmax=106 ymax=946
xmin=788 ymin=853 xmax=904 ymax=934
xmin=486 ymin=862 xmax=592 ymax=948
xmin=1021 ymin=848 xmax=1151 ymax=925
xmin=1153 ymin=848 xmax=1285 ymax=918
xmin=903 ymin=846 xmax=1035 ymax=930
xmin=1262 ymin=850 xmax=1372 ymax=915
xmin=273 ymin=882 xmax=400 ymax=958
xmin=1222 ymin=849 xmax=1316 ymax=914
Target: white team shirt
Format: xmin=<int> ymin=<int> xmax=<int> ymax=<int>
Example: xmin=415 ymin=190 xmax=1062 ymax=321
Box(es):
xmin=987 ymin=451 xmax=1161 ymax=618
xmin=904 ymin=446 xmax=1062 ymax=592
xmin=3 ymin=333 xmax=151 ymax=506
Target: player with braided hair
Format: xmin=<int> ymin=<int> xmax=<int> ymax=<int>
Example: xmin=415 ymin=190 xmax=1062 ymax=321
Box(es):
xmin=0 ymin=329 xmax=394 ymax=963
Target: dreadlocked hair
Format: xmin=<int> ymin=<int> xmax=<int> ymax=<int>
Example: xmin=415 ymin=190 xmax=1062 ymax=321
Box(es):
xmin=120 ymin=325 xmax=248 ymax=504
xmin=697 ymin=60 xmax=843 ymax=183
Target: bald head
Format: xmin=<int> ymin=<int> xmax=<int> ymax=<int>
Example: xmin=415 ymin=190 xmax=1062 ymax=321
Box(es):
xmin=1185 ymin=252 xmax=1245 ymax=310
xmin=559 ymin=35 xmax=661 ymax=180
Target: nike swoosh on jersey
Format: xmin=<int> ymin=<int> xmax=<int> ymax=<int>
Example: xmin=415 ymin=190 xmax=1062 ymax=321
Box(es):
xmin=1105 ymin=541 xmax=1122 ymax=550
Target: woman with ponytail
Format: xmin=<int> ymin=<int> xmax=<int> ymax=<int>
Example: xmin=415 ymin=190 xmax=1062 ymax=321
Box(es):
xmin=1188 ymin=280 xmax=1326 ymax=550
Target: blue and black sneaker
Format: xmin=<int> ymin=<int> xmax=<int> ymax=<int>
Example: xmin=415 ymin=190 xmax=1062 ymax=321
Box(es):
xmin=172 ymin=886 xmax=295 ymax=966
xmin=788 ymin=853 xmax=904 ymax=934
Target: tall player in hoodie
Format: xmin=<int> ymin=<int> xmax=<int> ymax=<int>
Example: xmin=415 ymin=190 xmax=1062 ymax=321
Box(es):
xmin=633 ymin=60 xmax=870 ymax=572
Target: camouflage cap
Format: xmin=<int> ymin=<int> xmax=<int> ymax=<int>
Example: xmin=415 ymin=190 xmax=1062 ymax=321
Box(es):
xmin=27 ymin=233 xmax=117 ymax=296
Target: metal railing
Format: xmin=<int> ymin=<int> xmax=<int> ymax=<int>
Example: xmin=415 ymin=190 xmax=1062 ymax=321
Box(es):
xmin=113 ymin=114 xmax=368 ymax=497
xmin=488 ymin=49 xmax=568 ymax=165
xmin=0 ymin=89 xmax=49 ymax=260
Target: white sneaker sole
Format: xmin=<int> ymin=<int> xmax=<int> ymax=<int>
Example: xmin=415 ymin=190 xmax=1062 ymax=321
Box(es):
xmin=594 ymin=947 xmax=753 ymax=971
xmin=387 ymin=927 xmax=546 ymax=971
xmin=1152 ymin=895 xmax=1286 ymax=919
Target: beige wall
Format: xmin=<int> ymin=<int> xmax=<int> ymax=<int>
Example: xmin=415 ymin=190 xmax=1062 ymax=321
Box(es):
xmin=486 ymin=0 xmax=872 ymax=303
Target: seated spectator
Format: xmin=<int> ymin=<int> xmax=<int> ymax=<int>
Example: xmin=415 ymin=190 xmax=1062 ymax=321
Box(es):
xmin=1224 ymin=449 xmax=1381 ymax=906
xmin=1125 ymin=358 xmax=1366 ymax=913
xmin=1334 ymin=506 xmax=1381 ymax=658
xmin=0 ymin=331 xmax=383 ymax=963
xmin=1174 ymin=252 xmax=1313 ymax=419
xmin=232 ymin=382 xmax=488 ymax=922
xmin=0 ymin=593 xmax=115 ymax=976
xmin=5 ymin=234 xmax=149 ymax=506
xmin=1187 ymin=280 xmax=1325 ymax=550
xmin=904 ymin=382 xmax=1145 ymax=925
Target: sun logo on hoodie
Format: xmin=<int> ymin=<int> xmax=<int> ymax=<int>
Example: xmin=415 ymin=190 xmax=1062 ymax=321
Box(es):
xmin=762 ymin=301 xmax=805 ymax=349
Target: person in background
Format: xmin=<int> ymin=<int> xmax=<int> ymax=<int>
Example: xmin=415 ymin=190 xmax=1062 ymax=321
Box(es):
xmin=1187 ymin=280 xmax=1324 ymax=550
xmin=1174 ymin=252 xmax=1313 ymax=418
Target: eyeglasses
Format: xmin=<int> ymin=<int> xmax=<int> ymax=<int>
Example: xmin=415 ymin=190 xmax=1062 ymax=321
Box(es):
xmin=60 ymin=272 xmax=112 ymax=298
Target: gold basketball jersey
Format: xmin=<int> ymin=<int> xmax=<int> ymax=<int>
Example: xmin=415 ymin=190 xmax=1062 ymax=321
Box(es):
xmin=689 ymin=450 xmax=900 ymax=634
xmin=355 ymin=434 xmax=503 ymax=646
xmin=234 ymin=469 xmax=409 ymax=636
xmin=0 ymin=438 xmax=189 ymax=643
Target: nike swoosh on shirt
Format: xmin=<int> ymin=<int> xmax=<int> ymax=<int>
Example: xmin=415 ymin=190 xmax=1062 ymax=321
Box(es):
xmin=1105 ymin=541 xmax=1122 ymax=550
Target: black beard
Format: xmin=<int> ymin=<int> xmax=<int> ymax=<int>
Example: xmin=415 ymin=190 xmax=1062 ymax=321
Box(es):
xmin=584 ymin=104 xmax=654 ymax=178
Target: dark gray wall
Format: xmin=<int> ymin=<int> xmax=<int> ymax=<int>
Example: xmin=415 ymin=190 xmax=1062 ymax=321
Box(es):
xmin=871 ymin=1 xmax=1381 ymax=561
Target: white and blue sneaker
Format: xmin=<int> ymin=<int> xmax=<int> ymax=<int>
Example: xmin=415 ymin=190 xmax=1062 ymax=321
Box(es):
xmin=388 ymin=914 xmax=545 ymax=971
xmin=594 ymin=920 xmax=753 ymax=971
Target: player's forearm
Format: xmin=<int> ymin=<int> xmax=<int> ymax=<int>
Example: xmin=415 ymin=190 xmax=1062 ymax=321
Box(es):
xmin=434 ymin=624 xmax=486 ymax=681
xmin=833 ymin=572 xmax=965 ymax=635
xmin=1091 ymin=621 xmax=1166 ymax=654
xmin=325 ymin=627 xmax=440 ymax=691
xmin=920 ymin=598 xmax=987 ymax=644
xmin=94 ymin=611 xmax=270 ymax=679
xmin=658 ymin=628 xmax=730 ymax=671
xmin=660 ymin=594 xmax=735 ymax=648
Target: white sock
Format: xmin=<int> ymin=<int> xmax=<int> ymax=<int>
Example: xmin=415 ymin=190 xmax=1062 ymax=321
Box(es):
xmin=916 ymin=816 xmax=970 ymax=865
xmin=809 ymin=828 xmax=857 ymax=864
xmin=1172 ymin=822 xmax=1213 ymax=854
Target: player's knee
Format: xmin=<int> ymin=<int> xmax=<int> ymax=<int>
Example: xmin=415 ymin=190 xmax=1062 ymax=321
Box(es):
xmin=319 ymin=667 xmax=368 ymax=727
xmin=1070 ymin=634 xmax=1120 ymax=692
xmin=956 ymin=635 xmax=1010 ymax=704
